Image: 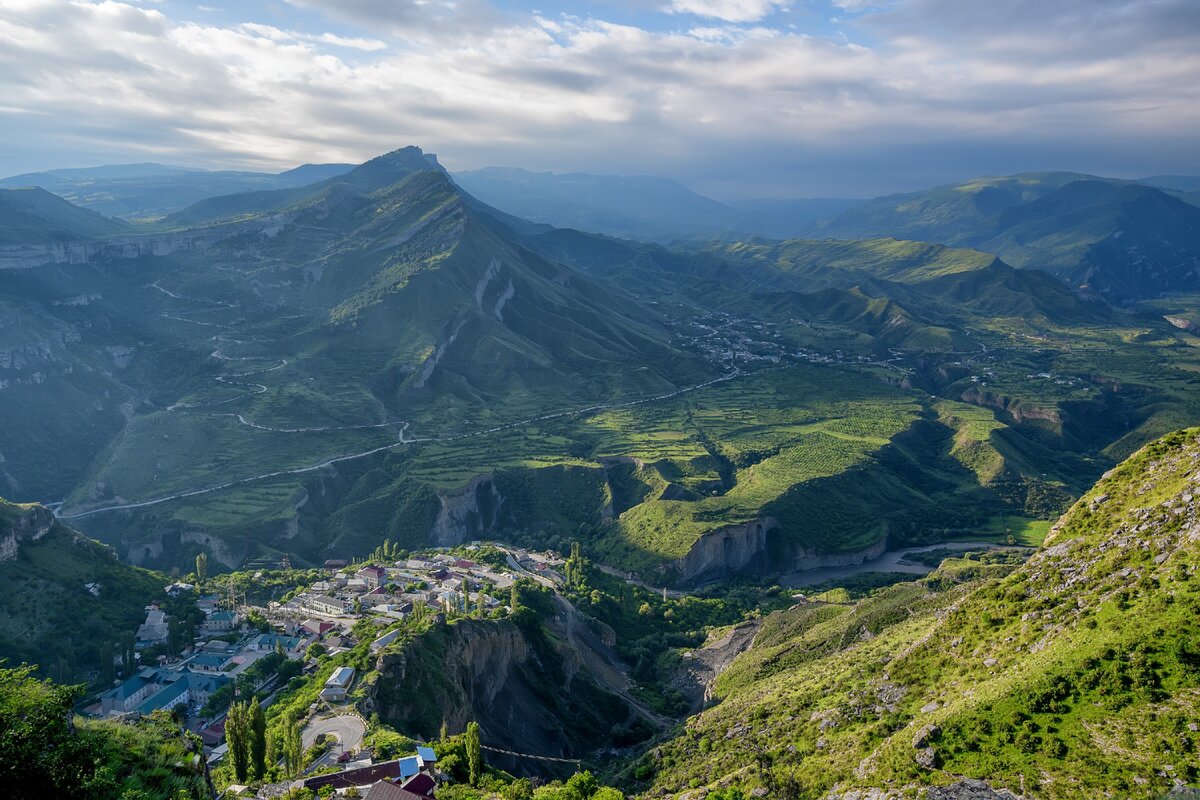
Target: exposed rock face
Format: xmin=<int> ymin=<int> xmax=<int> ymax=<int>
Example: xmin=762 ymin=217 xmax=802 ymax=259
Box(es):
xmin=429 ymin=474 xmax=503 ymax=546
xmin=672 ymin=517 xmax=888 ymax=586
xmin=0 ymin=502 xmax=55 ymax=562
xmin=960 ymin=388 xmax=1061 ymax=427
xmin=790 ymin=535 xmax=889 ymax=572
xmin=368 ymin=618 xmax=633 ymax=771
xmin=0 ymin=216 xmax=287 ymax=270
xmin=673 ymin=518 xmax=776 ymax=584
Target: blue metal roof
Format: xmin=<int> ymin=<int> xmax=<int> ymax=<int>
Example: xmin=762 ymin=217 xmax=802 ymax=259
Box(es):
xmin=398 ymin=756 xmax=420 ymax=778
xmin=416 ymin=746 xmax=437 ymax=763
xmin=135 ymin=678 xmax=189 ymax=714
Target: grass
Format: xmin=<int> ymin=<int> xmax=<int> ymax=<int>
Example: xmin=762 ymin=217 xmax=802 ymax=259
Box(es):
xmin=623 ymin=428 xmax=1200 ymax=799
xmin=956 ymin=515 xmax=1052 ymax=547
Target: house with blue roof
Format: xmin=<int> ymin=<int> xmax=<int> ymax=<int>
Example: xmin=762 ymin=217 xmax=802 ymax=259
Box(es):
xmin=185 ymin=652 xmax=234 ymax=673
xmin=134 ymin=676 xmax=190 ymax=714
xmin=397 ymin=756 xmax=421 ymax=779
xmin=201 ymin=610 xmax=239 ymax=634
xmin=99 ymin=667 xmax=231 ymax=716
xmin=99 ymin=673 xmax=158 ymax=714
xmin=248 ymin=633 xmax=306 ymax=655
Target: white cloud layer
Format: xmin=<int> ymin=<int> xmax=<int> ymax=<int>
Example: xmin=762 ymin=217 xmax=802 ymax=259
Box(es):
xmin=666 ymin=0 xmax=789 ymax=23
xmin=0 ymin=0 xmax=1197 ymax=196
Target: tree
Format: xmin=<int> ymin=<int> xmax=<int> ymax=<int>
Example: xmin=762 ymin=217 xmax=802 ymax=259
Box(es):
xmin=122 ymin=632 xmax=137 ymax=678
xmin=284 ymin=716 xmax=304 ymax=777
xmin=195 ymin=552 xmax=208 ymax=588
xmin=465 ymin=721 xmax=483 ymax=786
xmin=566 ymin=771 xmax=599 ymax=799
xmin=226 ymin=701 xmax=251 ymax=783
xmin=592 ymin=789 xmax=624 ymax=800
xmin=250 ymin=701 xmax=268 ymax=779
xmin=504 ymin=778 xmax=534 ymax=800
xmin=509 ymin=585 xmax=520 ymax=612
xmin=98 ymin=640 xmax=114 ymax=687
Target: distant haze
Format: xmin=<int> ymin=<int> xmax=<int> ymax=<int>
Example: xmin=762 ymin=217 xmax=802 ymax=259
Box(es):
xmin=0 ymin=0 xmax=1198 ymax=197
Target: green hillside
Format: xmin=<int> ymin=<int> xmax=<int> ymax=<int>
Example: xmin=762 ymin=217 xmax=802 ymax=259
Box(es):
xmin=1 ymin=665 xmax=212 ymax=800
xmin=0 ymin=498 xmax=165 ymax=682
xmin=0 ymin=186 xmax=130 ymax=243
xmin=813 ymin=173 xmax=1200 ymax=302
xmin=3 ymin=148 xmax=1199 ymax=583
xmin=628 ymin=428 xmax=1200 ymax=799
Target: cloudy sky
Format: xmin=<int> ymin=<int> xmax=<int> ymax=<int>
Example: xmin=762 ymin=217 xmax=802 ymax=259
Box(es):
xmin=1 ymin=0 xmax=1198 ymax=198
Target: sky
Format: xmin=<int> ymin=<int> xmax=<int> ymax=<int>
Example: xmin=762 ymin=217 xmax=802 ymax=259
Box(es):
xmin=0 ymin=0 xmax=1198 ymax=199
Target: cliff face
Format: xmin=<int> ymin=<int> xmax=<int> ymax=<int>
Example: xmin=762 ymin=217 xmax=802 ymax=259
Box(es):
xmin=0 ymin=216 xmax=287 ymax=270
xmin=671 ymin=517 xmax=890 ymax=585
xmin=367 ymin=617 xmax=634 ymax=771
xmin=0 ymin=501 xmax=55 ymax=562
xmin=671 ymin=518 xmax=775 ymax=585
xmin=429 ymin=475 xmax=503 ymax=546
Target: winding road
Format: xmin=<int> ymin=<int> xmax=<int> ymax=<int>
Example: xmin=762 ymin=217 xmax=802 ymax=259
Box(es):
xmin=302 ymin=714 xmax=367 ymax=772
xmin=58 ymin=354 xmax=742 ymax=519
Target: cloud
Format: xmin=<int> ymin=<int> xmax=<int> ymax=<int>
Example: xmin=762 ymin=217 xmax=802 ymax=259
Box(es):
xmin=665 ymin=0 xmax=788 ymax=23
xmin=0 ymin=0 xmax=1197 ymax=195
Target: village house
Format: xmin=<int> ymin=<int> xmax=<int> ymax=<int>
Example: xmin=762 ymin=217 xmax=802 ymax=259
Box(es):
xmin=357 ymin=565 xmax=386 ymax=588
xmin=320 ymin=666 xmax=355 ymax=702
xmin=247 ymin=633 xmax=306 ymax=655
xmin=136 ymin=606 xmax=169 ymax=644
xmin=306 ymin=595 xmax=351 ymax=616
xmin=201 ymin=610 xmax=239 ymax=634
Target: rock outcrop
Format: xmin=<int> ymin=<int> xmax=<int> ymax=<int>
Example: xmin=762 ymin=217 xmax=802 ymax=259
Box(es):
xmin=0 ymin=501 xmax=54 ymax=562
xmin=672 ymin=518 xmax=776 ymax=584
xmin=429 ymin=474 xmax=503 ymax=546
xmin=367 ymin=617 xmax=635 ymax=772
xmin=671 ymin=517 xmax=889 ymax=586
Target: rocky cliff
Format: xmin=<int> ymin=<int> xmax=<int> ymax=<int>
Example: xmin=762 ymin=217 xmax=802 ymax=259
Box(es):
xmin=671 ymin=516 xmax=889 ymax=586
xmin=0 ymin=500 xmax=54 ymax=562
xmin=366 ymin=615 xmax=636 ymax=772
xmin=429 ymin=475 xmax=503 ymax=546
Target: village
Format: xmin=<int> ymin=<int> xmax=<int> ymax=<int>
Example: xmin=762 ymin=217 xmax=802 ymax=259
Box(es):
xmin=88 ymin=544 xmax=571 ymax=798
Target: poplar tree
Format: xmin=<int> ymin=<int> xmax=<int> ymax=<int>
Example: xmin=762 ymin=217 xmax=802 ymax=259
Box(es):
xmin=465 ymin=721 xmax=482 ymax=786
xmin=226 ymin=701 xmax=251 ymax=782
xmin=250 ymin=701 xmax=267 ymax=779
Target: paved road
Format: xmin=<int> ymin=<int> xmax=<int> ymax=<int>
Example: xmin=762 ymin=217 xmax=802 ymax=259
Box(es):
xmin=302 ymin=713 xmax=366 ymax=751
xmin=301 ymin=713 xmax=367 ymax=773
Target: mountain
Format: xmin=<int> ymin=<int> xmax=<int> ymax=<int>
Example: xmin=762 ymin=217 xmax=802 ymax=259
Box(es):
xmin=0 ymin=498 xmax=164 ymax=680
xmin=2 ymin=145 xmax=1198 ymax=587
xmin=727 ymin=196 xmax=865 ymax=239
xmin=1140 ymin=174 xmax=1200 ymax=193
xmin=813 ymin=173 xmax=1200 ymax=301
xmin=978 ymin=180 xmax=1200 ymax=300
xmin=0 ymin=161 xmax=354 ymax=221
xmin=0 ymin=147 xmax=720 ymax=570
xmin=0 ymin=187 xmax=130 ymax=243
xmin=453 ymin=166 xmax=737 ymax=239
xmin=631 ymin=427 xmax=1200 ymax=799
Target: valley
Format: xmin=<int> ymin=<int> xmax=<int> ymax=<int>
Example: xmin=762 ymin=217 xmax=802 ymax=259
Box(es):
xmin=3 ymin=146 xmax=1200 ymax=800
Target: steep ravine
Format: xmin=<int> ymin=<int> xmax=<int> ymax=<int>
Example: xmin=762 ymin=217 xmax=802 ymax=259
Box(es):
xmin=364 ymin=614 xmax=643 ymax=775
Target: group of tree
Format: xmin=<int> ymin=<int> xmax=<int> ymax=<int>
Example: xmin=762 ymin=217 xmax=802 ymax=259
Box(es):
xmin=225 ymin=699 xmax=268 ymax=782
xmin=562 ymin=541 xmax=586 ymax=588
xmin=370 ymin=539 xmax=407 ymax=562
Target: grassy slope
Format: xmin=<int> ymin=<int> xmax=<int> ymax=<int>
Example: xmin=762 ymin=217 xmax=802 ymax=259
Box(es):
xmin=0 ymin=187 xmax=130 ymax=244
xmin=0 ymin=498 xmax=164 ymax=677
xmin=634 ymin=428 xmax=1200 ymax=799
